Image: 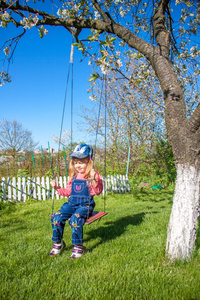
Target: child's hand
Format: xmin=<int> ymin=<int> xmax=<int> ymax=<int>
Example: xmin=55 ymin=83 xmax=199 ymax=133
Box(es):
xmin=50 ymin=180 xmax=57 ymax=189
xmin=90 ymin=169 xmax=96 ymax=180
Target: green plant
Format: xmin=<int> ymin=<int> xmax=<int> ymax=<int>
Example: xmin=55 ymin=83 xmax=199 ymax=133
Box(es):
xmin=17 ymin=169 xmax=30 ymax=177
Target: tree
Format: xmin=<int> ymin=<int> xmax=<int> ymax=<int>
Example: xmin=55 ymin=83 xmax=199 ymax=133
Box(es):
xmin=0 ymin=120 xmax=38 ymax=157
xmin=84 ymin=61 xmax=165 ymax=174
xmin=0 ymin=0 xmax=200 ymax=260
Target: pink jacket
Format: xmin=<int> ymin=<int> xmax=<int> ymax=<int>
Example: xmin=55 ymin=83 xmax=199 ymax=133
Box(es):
xmin=56 ymin=172 xmax=103 ymax=197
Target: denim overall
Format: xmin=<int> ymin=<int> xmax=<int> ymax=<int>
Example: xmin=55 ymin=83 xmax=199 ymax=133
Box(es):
xmin=51 ymin=178 xmax=95 ymax=245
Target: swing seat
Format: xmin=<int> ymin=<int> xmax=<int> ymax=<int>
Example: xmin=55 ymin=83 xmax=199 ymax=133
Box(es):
xmin=85 ymin=211 xmax=108 ymax=225
xmin=64 ymin=211 xmax=107 ymax=225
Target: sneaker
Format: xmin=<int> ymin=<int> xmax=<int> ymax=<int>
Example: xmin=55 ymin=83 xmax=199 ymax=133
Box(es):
xmin=70 ymin=245 xmax=85 ymax=259
xmin=49 ymin=240 xmax=66 ymax=257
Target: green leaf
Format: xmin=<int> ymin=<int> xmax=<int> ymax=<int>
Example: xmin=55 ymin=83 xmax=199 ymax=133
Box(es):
xmin=89 ymin=73 xmax=100 ymax=82
xmin=109 ymin=37 xmax=117 ymax=42
xmin=137 ymin=52 xmax=143 ymax=59
xmin=136 ymin=79 xmax=142 ymax=84
xmin=99 ymin=41 xmax=107 ymax=46
xmin=39 ymin=31 xmax=44 ymax=38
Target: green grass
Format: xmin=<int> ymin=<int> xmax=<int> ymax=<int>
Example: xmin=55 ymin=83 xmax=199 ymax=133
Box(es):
xmin=1 ymin=186 xmax=200 ymax=300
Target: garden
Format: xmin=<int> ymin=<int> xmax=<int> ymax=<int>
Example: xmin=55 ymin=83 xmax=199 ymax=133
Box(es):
xmin=1 ymin=186 xmax=200 ymax=300
xmin=1 ymin=1 xmax=200 ymax=298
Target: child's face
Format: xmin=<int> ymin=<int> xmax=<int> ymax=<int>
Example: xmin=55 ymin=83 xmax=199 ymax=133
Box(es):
xmin=73 ymin=158 xmax=89 ymax=174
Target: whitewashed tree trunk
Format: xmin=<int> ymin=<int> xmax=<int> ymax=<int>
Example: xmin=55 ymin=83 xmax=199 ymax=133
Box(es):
xmin=166 ymin=164 xmax=200 ymax=260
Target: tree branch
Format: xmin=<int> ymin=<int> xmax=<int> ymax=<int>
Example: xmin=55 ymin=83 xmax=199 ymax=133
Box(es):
xmin=109 ymin=68 xmax=165 ymax=109
xmin=0 ymin=1 xmax=75 ymax=35
xmin=187 ymin=103 xmax=200 ymax=133
xmin=91 ymin=0 xmax=110 ymax=23
xmin=153 ymin=0 xmax=170 ymax=58
xmin=0 ymin=0 xmax=154 ymax=61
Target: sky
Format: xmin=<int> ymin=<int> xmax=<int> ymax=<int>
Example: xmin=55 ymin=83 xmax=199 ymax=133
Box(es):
xmin=1 ymin=2 xmax=199 ymax=153
xmin=0 ymin=14 xmax=96 ymax=151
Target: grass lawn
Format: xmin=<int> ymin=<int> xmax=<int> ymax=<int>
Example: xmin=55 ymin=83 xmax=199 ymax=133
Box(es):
xmin=1 ymin=186 xmax=200 ymax=300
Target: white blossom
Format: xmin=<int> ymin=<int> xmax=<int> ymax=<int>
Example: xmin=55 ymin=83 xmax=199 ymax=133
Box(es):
xmin=0 ymin=11 xmax=11 ymax=27
xmin=57 ymin=9 xmax=69 ymax=18
xmin=3 ymin=46 xmax=10 ymax=56
xmin=117 ymin=59 xmax=122 ymax=68
xmin=119 ymin=7 xmax=126 ymax=17
xmin=20 ymin=15 xmax=39 ymax=29
xmin=2 ymin=11 xmax=10 ymax=19
xmin=190 ymin=46 xmax=196 ymax=52
xmin=94 ymin=11 xmax=100 ymax=19
xmin=119 ymin=41 xmax=126 ymax=47
xmin=74 ymin=4 xmax=81 ymax=11
xmin=100 ymin=64 xmax=110 ymax=75
xmin=89 ymin=95 xmax=97 ymax=101
xmin=32 ymin=15 xmax=39 ymax=24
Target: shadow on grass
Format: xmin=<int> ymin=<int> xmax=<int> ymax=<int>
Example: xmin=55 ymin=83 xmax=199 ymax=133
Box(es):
xmin=85 ymin=212 xmax=146 ymax=251
xmin=134 ymin=189 xmax=174 ymax=203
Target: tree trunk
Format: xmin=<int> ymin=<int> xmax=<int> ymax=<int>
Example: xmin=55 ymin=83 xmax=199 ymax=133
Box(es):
xmin=166 ymin=164 xmax=200 ymax=260
xmin=151 ymin=54 xmax=200 ymax=260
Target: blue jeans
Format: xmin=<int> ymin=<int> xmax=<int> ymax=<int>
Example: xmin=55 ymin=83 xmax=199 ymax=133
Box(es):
xmin=51 ymin=201 xmax=94 ymax=244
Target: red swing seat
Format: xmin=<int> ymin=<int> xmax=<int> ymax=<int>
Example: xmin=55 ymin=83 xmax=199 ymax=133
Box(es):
xmin=85 ymin=211 xmax=108 ymax=225
xmin=65 ymin=211 xmax=107 ymax=225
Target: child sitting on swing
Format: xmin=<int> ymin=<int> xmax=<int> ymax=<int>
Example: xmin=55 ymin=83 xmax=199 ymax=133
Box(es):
xmin=49 ymin=144 xmax=103 ymax=259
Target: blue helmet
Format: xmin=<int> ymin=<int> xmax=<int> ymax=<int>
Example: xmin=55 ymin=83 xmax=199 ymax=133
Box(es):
xmin=69 ymin=144 xmax=93 ymax=159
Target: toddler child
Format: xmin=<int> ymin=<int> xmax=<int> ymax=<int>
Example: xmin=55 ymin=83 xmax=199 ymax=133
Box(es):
xmin=49 ymin=144 xmax=103 ymax=259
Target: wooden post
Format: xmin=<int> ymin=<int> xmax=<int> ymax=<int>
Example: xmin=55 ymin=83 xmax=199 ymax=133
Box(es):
xmin=2 ymin=177 xmax=6 ymax=201
xmin=7 ymin=177 xmax=12 ymax=201
xmin=46 ymin=176 xmax=50 ymax=200
xmin=37 ymin=177 xmax=41 ymax=200
xmin=17 ymin=177 xmax=22 ymax=201
xmin=22 ymin=177 xmax=26 ymax=202
xmin=41 ymin=177 xmax=46 ymax=200
xmin=12 ymin=177 xmax=17 ymax=201
xmin=32 ymin=177 xmax=37 ymax=200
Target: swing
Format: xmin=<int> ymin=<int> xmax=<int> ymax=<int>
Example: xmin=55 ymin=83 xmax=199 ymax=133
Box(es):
xmin=85 ymin=211 xmax=108 ymax=225
xmin=53 ymin=38 xmax=108 ymax=225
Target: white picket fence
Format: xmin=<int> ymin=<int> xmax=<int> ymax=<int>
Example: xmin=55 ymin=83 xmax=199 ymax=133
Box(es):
xmin=0 ymin=175 xmax=130 ymax=202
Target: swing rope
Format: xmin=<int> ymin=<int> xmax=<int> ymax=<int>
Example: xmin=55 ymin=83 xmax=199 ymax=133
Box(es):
xmin=104 ymin=74 xmax=107 ymax=213
xmin=92 ymin=78 xmax=104 ymax=167
xmin=85 ymin=75 xmax=107 ymax=223
xmin=51 ymin=38 xmax=74 ymax=214
xmin=70 ymin=42 xmax=74 ymax=150
xmin=54 ymin=41 xmax=74 ymax=178
xmin=52 ymin=40 xmax=107 ymax=223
